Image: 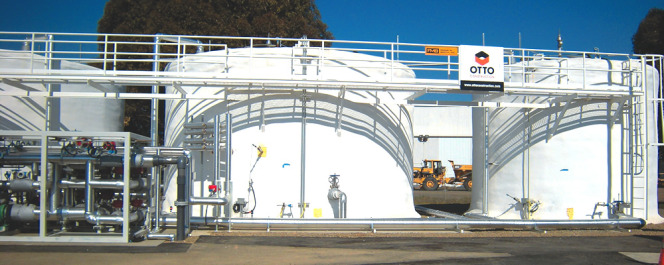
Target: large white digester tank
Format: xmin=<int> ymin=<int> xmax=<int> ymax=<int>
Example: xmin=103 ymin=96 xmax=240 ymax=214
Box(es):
xmin=163 ymin=46 xmax=420 ymax=218
xmin=0 ymin=49 xmax=124 ymax=131
xmin=469 ymin=57 xmax=662 ymax=222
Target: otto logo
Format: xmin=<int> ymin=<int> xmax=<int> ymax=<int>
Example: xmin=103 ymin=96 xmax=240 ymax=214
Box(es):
xmin=475 ymin=51 xmax=490 ymax=65
xmin=470 ymin=51 xmax=494 ymax=75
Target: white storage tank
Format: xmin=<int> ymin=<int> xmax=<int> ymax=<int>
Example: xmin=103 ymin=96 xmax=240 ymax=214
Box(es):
xmin=0 ymin=49 xmax=124 ymax=132
xmin=469 ymin=57 xmax=662 ymax=223
xmin=163 ymin=46 xmax=420 ymax=218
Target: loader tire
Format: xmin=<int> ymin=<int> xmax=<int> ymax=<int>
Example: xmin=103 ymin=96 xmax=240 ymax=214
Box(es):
xmin=423 ymin=176 xmax=439 ymax=191
xmin=463 ymin=177 xmax=472 ymax=191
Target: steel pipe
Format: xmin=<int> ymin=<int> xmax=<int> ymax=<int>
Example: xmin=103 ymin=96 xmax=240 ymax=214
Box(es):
xmin=132 ymin=154 xmax=179 ymax=168
xmin=59 ymin=178 xmax=146 ymax=190
xmin=147 ymin=233 xmax=174 ymax=241
xmin=189 ymin=197 xmax=228 ymax=205
xmin=85 ymin=161 xmax=94 ymax=214
xmin=85 ymin=211 xmax=141 ymax=225
xmin=183 ymin=122 xmax=215 ymax=129
xmin=2 ymin=153 xmax=180 ymax=168
xmin=0 ymin=179 xmax=41 ymax=192
xmin=141 ymin=147 xmax=185 ymax=157
xmin=50 ymin=164 xmax=61 ymax=213
xmin=14 ymin=206 xmax=87 ymax=222
xmin=13 ymin=206 xmax=142 ymax=224
xmin=176 ymin=156 xmax=187 ymax=241
xmin=159 ymin=217 xmax=646 ymax=231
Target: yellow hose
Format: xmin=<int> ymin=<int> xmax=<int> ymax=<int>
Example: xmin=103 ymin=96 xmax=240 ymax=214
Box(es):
xmin=299 ymin=203 xmax=307 ymax=218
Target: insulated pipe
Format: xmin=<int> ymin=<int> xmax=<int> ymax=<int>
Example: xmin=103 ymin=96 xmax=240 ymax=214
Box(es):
xmin=13 ymin=206 xmax=87 ymax=222
xmin=0 ymin=179 xmax=41 ymax=192
xmin=159 ymin=217 xmax=646 ymax=231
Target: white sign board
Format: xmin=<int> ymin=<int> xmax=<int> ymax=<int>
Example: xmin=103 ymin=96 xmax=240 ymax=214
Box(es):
xmin=459 ymin=45 xmax=504 ymax=92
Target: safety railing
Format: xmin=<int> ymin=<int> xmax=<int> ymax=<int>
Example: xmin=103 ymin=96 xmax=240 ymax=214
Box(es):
xmin=0 ymin=31 xmax=658 ymax=94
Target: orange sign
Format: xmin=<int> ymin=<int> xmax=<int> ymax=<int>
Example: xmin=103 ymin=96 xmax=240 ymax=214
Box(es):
xmin=425 ymin=46 xmax=458 ymax=56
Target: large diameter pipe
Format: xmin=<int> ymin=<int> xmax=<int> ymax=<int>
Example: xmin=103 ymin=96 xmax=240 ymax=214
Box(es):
xmin=4 ymin=179 xmax=41 ymax=192
xmin=176 ymin=156 xmax=187 ymax=241
xmin=158 ymin=217 xmax=646 ymax=231
xmin=13 ymin=206 xmax=141 ymax=224
xmin=132 ymin=154 xmax=179 ymax=168
xmin=50 ymin=164 xmax=61 ymax=213
xmin=2 ymin=153 xmax=181 ymax=168
xmin=13 ymin=206 xmax=87 ymax=222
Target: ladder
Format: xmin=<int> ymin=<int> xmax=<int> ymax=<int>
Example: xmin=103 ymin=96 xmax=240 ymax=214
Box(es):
xmin=621 ymin=93 xmax=647 ymax=217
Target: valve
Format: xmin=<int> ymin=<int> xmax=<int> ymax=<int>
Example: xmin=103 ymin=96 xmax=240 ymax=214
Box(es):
xmin=102 ymin=141 xmax=117 ymax=154
xmin=208 ymin=184 xmax=218 ymax=194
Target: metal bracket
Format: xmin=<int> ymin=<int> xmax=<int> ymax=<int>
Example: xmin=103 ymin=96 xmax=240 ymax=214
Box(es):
xmin=87 ymin=80 xmax=112 ymax=93
xmin=546 ymin=99 xmax=572 ymax=142
xmin=335 ymin=86 xmax=346 ymax=134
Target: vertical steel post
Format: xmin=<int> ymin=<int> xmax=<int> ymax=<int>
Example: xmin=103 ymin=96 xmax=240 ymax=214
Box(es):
xmin=151 ymin=36 xmax=160 ymax=146
xmin=300 ymin=92 xmax=307 ymax=218
xmin=224 ymin=113 xmax=232 ymax=218
xmin=607 ymin=102 xmax=614 ymax=216
xmin=152 ymin=149 xmax=161 ymax=232
xmin=483 ymin=108 xmax=489 ymax=215
xmin=123 ymin=133 xmax=131 ymax=242
xmin=39 ymin=134 xmax=48 ymax=237
xmin=84 ymin=160 xmax=94 ymax=214
xmin=213 ymin=115 xmax=220 ymax=228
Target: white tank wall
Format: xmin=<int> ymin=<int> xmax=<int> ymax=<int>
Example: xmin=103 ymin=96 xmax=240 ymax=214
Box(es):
xmin=0 ymin=49 xmax=124 ymax=131
xmin=469 ymin=58 xmax=662 ymax=222
xmin=163 ymin=47 xmax=419 ymax=218
xmin=413 ymin=106 xmax=472 ymax=137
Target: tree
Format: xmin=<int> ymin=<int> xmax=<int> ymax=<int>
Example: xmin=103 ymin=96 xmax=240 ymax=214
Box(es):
xmin=632 ymin=8 xmax=664 ymax=55
xmin=632 ymin=8 xmax=664 ymax=161
xmin=96 ymin=0 xmax=334 ymax=139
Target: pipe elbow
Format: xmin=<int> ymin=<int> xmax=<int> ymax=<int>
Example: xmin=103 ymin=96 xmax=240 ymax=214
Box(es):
xmin=85 ymin=213 xmax=98 ymax=224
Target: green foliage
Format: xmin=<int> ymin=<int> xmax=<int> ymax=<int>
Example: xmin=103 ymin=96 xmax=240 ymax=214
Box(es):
xmin=96 ymin=0 xmax=334 ymax=138
xmin=632 ymin=8 xmax=664 ymax=55
xmin=98 ymin=0 xmax=333 ymax=44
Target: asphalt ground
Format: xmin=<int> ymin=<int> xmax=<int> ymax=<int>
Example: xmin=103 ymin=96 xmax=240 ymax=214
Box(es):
xmin=0 ymin=188 xmax=662 ymax=264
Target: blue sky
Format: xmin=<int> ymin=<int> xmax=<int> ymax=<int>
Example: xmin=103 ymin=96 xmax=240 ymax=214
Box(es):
xmin=0 ymin=1 xmax=662 ymax=54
